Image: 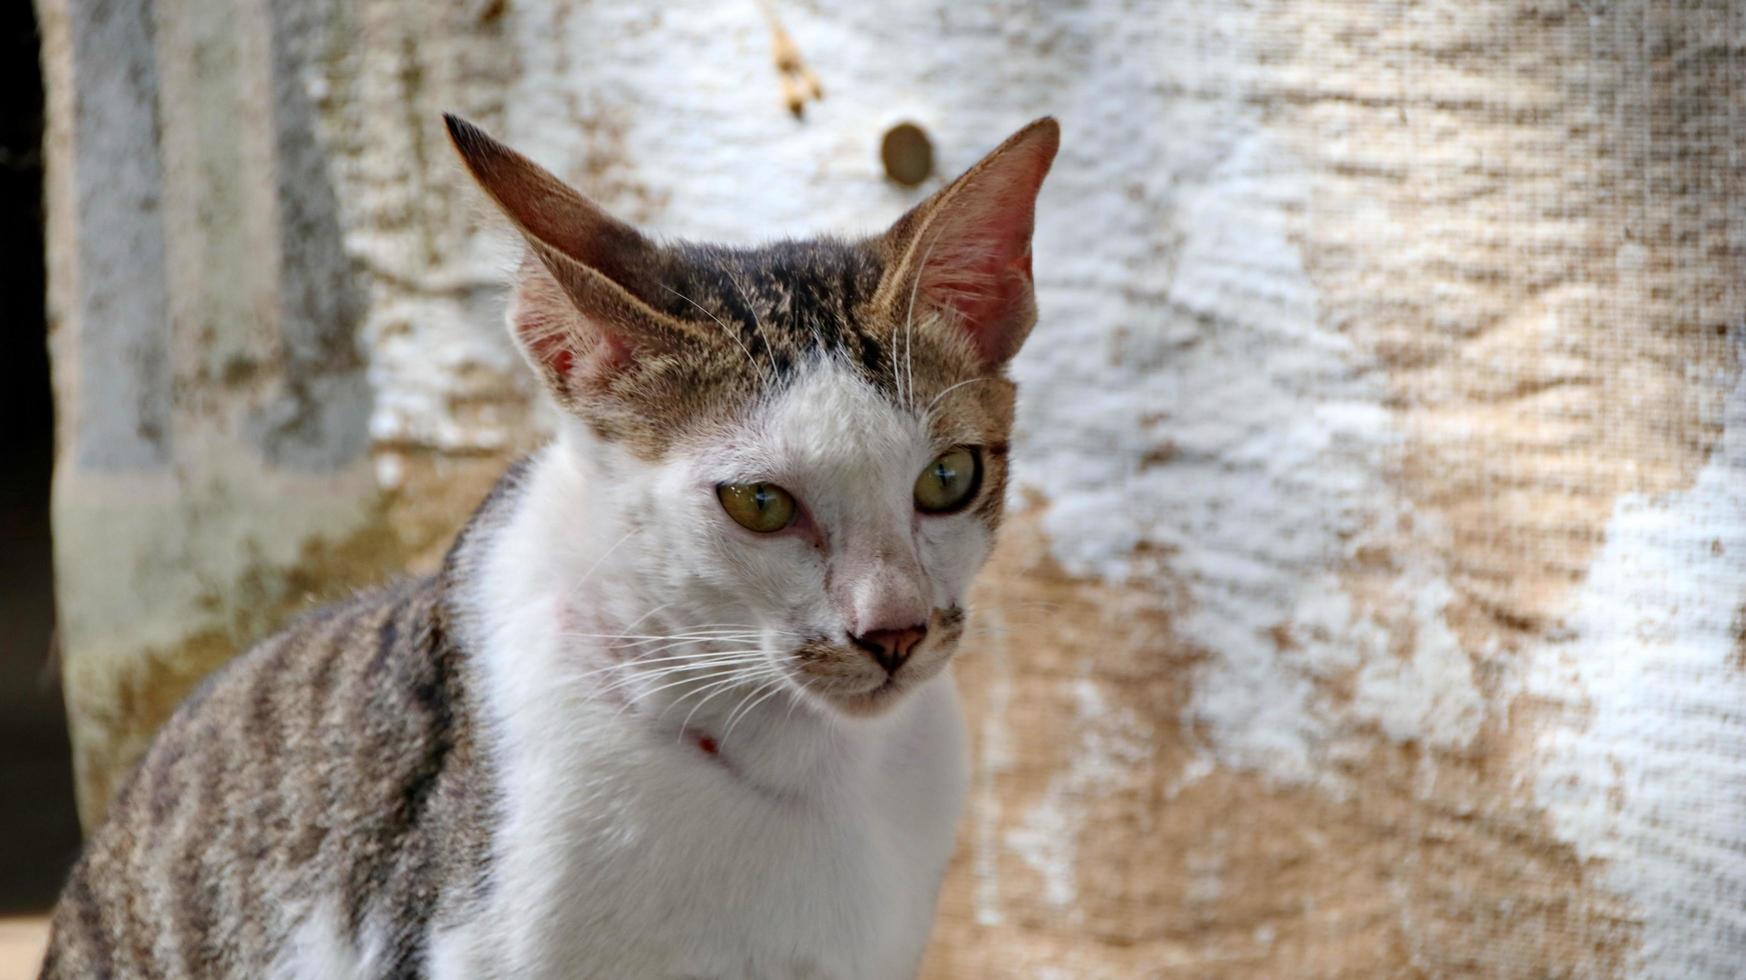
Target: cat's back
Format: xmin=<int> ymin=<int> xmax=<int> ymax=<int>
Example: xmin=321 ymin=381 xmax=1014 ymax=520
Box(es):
xmin=41 ymin=575 xmax=495 ymax=979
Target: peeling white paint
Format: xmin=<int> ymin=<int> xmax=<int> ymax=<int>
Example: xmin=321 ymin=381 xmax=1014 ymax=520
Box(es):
xmin=1033 ymin=127 xmax=1368 ymax=782
xmin=1350 ymin=578 xmax=1484 ymax=748
xmin=1019 ymin=120 xmax=1485 ymax=784
xmin=1007 ymin=677 xmax=1151 ymax=916
xmin=364 ymin=294 xmax=526 ymax=453
xmin=1293 ymin=568 xmax=1487 ymax=753
xmin=1528 ymin=355 xmax=1746 ymax=978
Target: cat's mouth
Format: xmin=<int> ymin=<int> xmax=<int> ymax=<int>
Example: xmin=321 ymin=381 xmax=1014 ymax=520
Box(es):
xmin=784 ymin=644 xmax=920 ymax=717
xmin=781 ymin=607 xmax=968 ymax=717
xmin=788 ymin=628 xmax=966 ymax=717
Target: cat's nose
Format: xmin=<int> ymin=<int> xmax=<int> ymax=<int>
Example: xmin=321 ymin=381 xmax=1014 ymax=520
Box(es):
xmin=849 ymin=625 xmax=928 ymax=675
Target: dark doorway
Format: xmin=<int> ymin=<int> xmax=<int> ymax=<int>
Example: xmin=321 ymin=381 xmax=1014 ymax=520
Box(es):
xmin=0 ymin=0 xmax=81 ymax=914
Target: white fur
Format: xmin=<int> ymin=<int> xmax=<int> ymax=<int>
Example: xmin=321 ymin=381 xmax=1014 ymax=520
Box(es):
xmin=272 ymin=903 xmax=391 ymax=980
xmin=430 ymin=358 xmax=985 ymax=978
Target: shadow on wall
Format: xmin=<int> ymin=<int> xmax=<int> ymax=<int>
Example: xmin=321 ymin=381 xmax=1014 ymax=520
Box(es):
xmin=0 ymin=0 xmax=81 ymax=914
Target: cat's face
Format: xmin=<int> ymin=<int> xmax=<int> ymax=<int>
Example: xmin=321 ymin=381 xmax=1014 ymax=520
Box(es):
xmin=448 ymin=115 xmax=1056 ymax=717
xmin=618 ymin=349 xmax=1008 ymax=716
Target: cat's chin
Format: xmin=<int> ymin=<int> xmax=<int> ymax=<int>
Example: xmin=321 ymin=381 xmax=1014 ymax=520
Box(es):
xmin=820 ymin=678 xmax=910 ymax=719
xmin=813 ymin=662 xmax=954 ymax=719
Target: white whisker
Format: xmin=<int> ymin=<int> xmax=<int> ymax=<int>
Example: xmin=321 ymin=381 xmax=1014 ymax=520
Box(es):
xmin=670 ymin=668 xmax=774 ymax=733
xmin=569 ymin=528 xmax=638 ymax=594
xmin=924 ymin=376 xmax=995 ymax=418
xmin=582 ymin=659 xmax=767 ymax=695
xmin=607 ymin=663 xmax=760 ymax=718
xmin=590 ymin=653 xmax=767 ymax=695
xmin=594 ymin=636 xmax=764 ymax=660
xmin=722 ymin=682 xmax=787 ymax=745
xmin=572 ymin=649 xmax=768 ymax=679
xmin=901 ymin=235 xmax=943 ymax=411
xmin=662 ymin=283 xmax=770 ymax=384
xmin=618 ymin=603 xmax=671 ymax=634
xmin=561 ymin=629 xmax=784 ymax=643
xmin=729 ymin=271 xmax=778 ymax=381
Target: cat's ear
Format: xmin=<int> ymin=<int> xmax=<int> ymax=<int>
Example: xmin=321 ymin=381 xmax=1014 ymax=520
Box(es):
xmin=443 ymin=114 xmax=709 ymax=395
xmin=878 ymin=118 xmax=1059 ymax=368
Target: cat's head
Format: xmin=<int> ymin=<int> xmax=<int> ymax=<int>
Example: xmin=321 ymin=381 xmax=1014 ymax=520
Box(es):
xmin=447 ymin=115 xmax=1056 ymax=719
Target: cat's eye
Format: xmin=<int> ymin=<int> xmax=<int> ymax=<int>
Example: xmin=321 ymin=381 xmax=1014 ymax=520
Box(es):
xmin=914 ymin=447 xmax=982 ymax=514
xmin=717 ymin=482 xmax=799 ymax=533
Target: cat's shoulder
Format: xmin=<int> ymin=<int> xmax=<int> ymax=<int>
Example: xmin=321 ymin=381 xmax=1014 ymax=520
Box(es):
xmin=133 ymin=453 xmax=541 ymax=775
xmin=49 ymin=567 xmax=496 ymax=979
xmin=99 ymin=575 xmax=450 ymax=811
xmin=192 ymin=573 xmax=449 ymax=715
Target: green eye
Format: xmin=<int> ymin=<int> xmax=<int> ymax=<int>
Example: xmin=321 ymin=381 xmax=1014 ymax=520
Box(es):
xmin=717 ymin=482 xmax=799 ymax=533
xmin=914 ymin=447 xmax=982 ymax=514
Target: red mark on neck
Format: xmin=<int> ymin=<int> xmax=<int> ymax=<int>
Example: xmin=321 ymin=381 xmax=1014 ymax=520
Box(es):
xmin=684 ymin=727 xmax=733 ymax=777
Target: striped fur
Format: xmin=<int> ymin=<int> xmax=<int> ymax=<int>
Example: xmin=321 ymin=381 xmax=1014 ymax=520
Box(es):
xmin=42 ymin=569 xmax=495 ymax=979
xmin=43 ymin=450 xmax=538 ymax=978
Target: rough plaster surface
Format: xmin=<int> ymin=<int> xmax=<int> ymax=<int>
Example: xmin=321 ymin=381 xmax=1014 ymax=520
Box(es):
xmin=42 ymin=0 xmax=1746 ymax=975
xmin=1528 ymin=363 xmax=1746 ymax=977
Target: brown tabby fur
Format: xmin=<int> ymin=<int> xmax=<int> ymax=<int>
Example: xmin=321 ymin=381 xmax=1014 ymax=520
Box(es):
xmin=41 ymin=465 xmax=525 ymax=979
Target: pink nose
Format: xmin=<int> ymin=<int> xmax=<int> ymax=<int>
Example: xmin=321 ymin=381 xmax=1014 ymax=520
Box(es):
xmin=849 ymin=625 xmax=928 ymax=675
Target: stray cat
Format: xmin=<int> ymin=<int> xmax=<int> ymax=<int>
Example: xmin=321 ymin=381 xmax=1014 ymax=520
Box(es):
xmin=43 ymin=112 xmax=1058 ymax=979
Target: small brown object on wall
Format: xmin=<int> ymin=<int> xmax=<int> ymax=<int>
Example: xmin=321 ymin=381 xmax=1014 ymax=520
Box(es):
xmin=882 ymin=122 xmax=934 ymax=187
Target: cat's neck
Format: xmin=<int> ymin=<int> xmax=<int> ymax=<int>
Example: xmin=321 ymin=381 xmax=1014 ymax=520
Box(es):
xmin=449 ymin=436 xmax=927 ymax=797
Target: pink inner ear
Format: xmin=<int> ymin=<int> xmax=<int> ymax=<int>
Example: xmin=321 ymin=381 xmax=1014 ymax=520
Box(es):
xmin=908 ymin=124 xmax=1055 ymax=366
xmin=528 ymin=332 xmax=574 ymax=378
xmin=931 ymin=247 xmax=1033 ymax=321
xmin=521 ymin=320 xmax=635 ymax=383
xmin=920 ymin=220 xmax=1038 ymax=365
xmin=512 ymin=261 xmax=640 ymax=390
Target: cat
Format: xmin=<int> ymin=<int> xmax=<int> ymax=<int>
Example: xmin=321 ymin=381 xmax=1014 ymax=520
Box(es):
xmin=42 ymin=111 xmax=1058 ymax=979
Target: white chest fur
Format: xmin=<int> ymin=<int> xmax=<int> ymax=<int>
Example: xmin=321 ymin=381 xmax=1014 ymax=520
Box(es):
xmin=435 ymin=451 xmax=972 ymax=979
xmin=455 ymin=675 xmax=966 ymax=979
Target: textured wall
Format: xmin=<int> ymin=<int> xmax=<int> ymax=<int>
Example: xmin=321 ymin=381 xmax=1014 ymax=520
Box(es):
xmin=41 ymin=0 xmax=1745 ymax=975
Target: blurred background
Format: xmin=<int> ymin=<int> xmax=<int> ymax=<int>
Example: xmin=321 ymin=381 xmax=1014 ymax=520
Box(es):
xmin=8 ymin=0 xmax=1746 ymax=977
